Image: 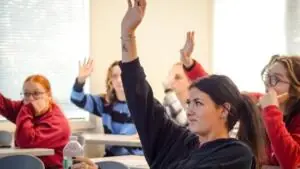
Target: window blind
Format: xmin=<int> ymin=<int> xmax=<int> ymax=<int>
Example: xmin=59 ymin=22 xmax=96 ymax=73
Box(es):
xmin=286 ymin=0 xmax=300 ymax=54
xmin=0 ymin=0 xmax=90 ymax=120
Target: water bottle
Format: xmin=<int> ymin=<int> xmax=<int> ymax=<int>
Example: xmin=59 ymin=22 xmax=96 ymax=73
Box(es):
xmin=63 ymin=136 xmax=84 ymax=169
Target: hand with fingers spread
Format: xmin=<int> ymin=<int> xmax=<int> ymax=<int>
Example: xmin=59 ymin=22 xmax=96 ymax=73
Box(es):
xmin=77 ymin=58 xmax=94 ymax=84
xmin=71 ymin=157 xmax=99 ymax=169
xmin=121 ymin=0 xmax=147 ymax=37
xmin=180 ymin=31 xmax=195 ymax=68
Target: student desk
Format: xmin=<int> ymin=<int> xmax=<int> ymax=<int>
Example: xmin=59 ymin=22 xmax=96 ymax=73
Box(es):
xmin=0 ymin=148 xmax=54 ymax=157
xmin=82 ymin=134 xmax=142 ymax=147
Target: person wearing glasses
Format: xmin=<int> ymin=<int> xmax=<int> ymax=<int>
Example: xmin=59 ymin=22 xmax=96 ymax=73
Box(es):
xmin=0 ymin=74 xmax=71 ymax=169
xmin=70 ymin=1 xmax=265 ymax=168
xmin=183 ymin=52 xmax=300 ymax=169
xmin=118 ymin=0 xmax=267 ymax=168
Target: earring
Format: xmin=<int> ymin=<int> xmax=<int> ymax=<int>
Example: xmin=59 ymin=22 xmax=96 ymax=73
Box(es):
xmin=221 ymin=112 xmax=226 ymax=119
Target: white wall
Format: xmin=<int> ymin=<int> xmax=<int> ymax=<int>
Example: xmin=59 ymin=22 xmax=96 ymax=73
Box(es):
xmin=286 ymin=0 xmax=300 ymax=53
xmin=213 ymin=0 xmax=286 ymax=92
xmin=90 ymin=0 xmax=213 ymax=100
xmin=85 ymin=0 xmax=213 ymax=157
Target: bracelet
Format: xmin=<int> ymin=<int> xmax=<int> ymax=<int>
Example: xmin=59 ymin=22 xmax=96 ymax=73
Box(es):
xmin=121 ymin=35 xmax=136 ymax=41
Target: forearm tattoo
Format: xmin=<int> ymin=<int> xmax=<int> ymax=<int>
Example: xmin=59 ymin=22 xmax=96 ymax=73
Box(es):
xmin=122 ymin=43 xmax=128 ymax=52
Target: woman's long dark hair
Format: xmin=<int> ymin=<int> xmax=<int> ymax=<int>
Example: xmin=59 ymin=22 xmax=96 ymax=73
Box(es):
xmin=190 ymin=75 xmax=265 ymax=168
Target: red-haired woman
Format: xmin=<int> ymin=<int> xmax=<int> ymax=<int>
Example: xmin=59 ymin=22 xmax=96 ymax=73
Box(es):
xmin=0 ymin=74 xmax=71 ymax=169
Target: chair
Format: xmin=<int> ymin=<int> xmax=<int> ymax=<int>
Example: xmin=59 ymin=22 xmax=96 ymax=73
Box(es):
xmin=0 ymin=154 xmax=45 ymax=169
xmin=96 ymin=161 xmax=129 ymax=169
xmin=0 ymin=130 xmax=12 ymax=147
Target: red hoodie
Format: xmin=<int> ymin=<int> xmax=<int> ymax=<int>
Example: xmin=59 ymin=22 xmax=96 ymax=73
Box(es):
xmin=184 ymin=60 xmax=300 ymax=169
xmin=0 ymin=93 xmax=71 ymax=169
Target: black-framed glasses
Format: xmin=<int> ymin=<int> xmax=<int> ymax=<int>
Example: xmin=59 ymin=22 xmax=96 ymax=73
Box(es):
xmin=20 ymin=91 xmax=46 ymax=99
xmin=262 ymin=73 xmax=289 ymax=87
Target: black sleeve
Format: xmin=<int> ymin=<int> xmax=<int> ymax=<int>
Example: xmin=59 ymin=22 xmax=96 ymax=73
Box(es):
xmin=195 ymin=142 xmax=254 ymax=169
xmin=120 ymin=58 xmax=196 ymax=166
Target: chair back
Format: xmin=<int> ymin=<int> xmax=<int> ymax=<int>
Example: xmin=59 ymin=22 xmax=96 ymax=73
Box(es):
xmin=0 ymin=130 xmax=12 ymax=147
xmin=0 ymin=154 xmax=45 ymax=169
xmin=96 ymin=161 xmax=129 ymax=169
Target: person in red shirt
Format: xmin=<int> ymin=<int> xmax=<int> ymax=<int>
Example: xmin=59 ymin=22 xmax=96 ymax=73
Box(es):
xmin=181 ymin=31 xmax=300 ymax=169
xmin=0 ymin=74 xmax=71 ymax=169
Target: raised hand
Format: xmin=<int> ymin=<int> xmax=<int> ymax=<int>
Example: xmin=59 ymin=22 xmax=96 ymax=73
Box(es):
xmin=31 ymin=99 xmax=49 ymax=116
xmin=180 ymin=31 xmax=195 ymax=67
xmin=121 ymin=0 xmax=147 ymax=36
xmin=77 ymin=58 xmax=94 ymax=84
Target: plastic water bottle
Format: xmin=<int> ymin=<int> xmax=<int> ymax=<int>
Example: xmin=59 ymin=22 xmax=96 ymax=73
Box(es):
xmin=63 ymin=136 xmax=84 ymax=169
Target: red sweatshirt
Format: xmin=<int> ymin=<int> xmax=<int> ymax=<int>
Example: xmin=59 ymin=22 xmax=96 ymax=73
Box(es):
xmin=184 ymin=60 xmax=300 ymax=169
xmin=0 ymin=93 xmax=71 ymax=169
xmin=183 ymin=59 xmax=208 ymax=81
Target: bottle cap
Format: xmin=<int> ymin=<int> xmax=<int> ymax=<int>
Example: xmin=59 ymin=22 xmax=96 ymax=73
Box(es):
xmin=70 ymin=136 xmax=78 ymax=141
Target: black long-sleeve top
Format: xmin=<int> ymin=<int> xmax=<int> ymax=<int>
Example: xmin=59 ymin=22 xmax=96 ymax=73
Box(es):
xmin=120 ymin=58 xmax=255 ymax=169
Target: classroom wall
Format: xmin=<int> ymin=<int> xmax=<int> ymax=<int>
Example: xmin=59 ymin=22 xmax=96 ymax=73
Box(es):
xmin=84 ymin=0 xmax=213 ymax=157
xmin=90 ymin=0 xmax=213 ymax=100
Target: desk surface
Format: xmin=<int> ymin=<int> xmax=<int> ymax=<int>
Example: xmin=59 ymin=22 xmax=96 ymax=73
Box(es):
xmin=82 ymin=134 xmax=142 ymax=147
xmin=0 ymin=148 xmax=54 ymax=157
xmin=92 ymin=155 xmax=149 ymax=169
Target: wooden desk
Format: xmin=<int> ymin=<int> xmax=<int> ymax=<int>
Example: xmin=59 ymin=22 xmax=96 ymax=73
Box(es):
xmin=91 ymin=155 xmax=149 ymax=169
xmin=82 ymin=134 xmax=142 ymax=147
xmin=0 ymin=148 xmax=54 ymax=157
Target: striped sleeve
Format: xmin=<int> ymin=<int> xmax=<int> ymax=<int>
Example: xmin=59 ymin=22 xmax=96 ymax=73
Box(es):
xmin=70 ymin=78 xmax=104 ymax=117
xmin=163 ymin=91 xmax=187 ymax=126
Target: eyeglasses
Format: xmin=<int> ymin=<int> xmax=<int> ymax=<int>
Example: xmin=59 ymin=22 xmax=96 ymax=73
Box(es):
xmin=20 ymin=91 xmax=46 ymax=99
xmin=262 ymin=73 xmax=289 ymax=87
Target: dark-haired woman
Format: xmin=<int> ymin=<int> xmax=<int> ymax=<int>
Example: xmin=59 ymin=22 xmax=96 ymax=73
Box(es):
xmin=181 ymin=31 xmax=300 ymax=169
xmin=119 ymin=0 xmax=265 ymax=168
